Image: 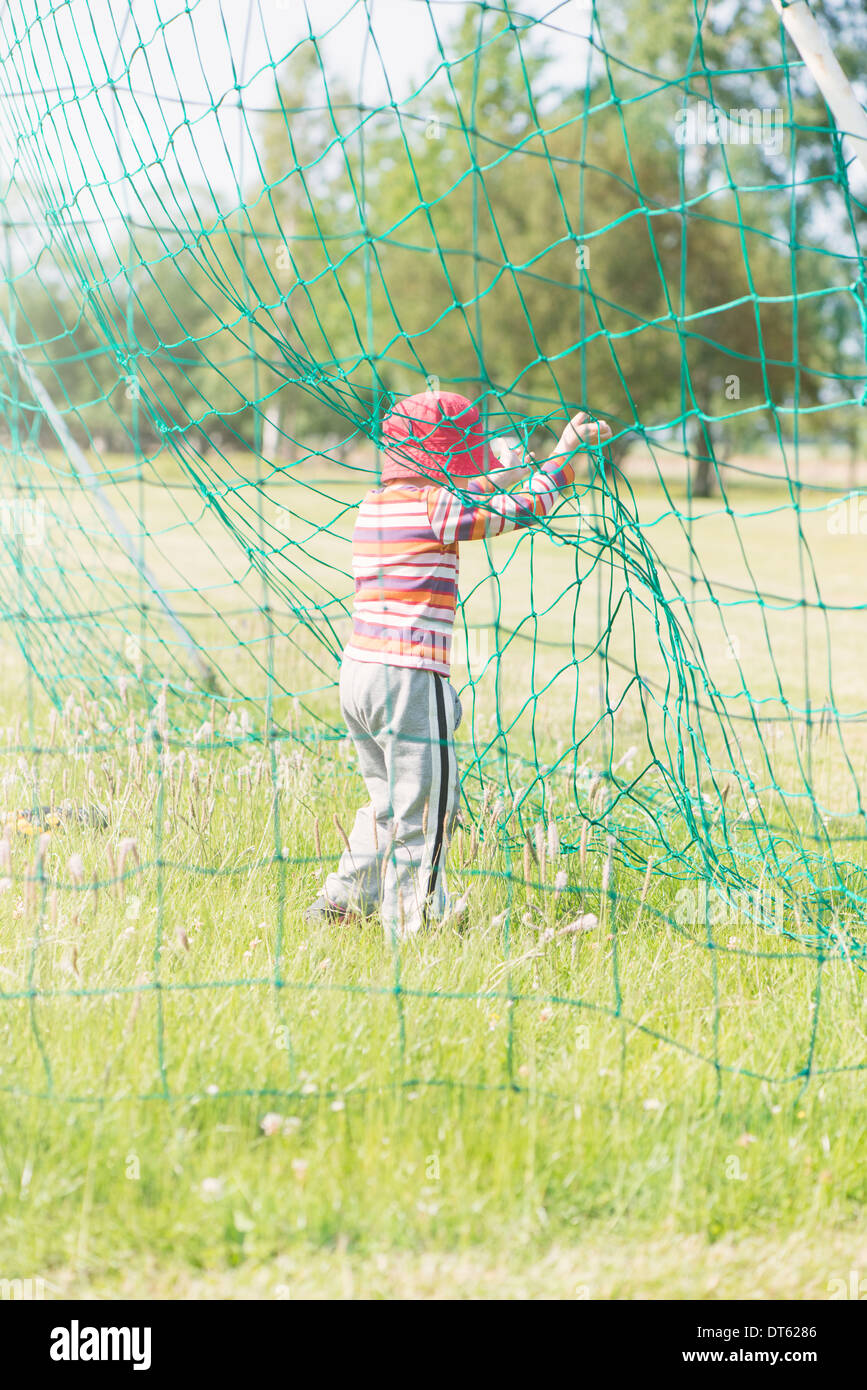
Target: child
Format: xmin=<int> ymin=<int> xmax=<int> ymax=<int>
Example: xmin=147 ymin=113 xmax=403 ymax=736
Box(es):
xmin=305 ymin=390 xmax=612 ymax=938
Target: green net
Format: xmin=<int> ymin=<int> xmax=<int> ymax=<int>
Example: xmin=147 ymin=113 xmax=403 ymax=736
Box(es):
xmin=0 ymin=0 xmax=865 ymax=1105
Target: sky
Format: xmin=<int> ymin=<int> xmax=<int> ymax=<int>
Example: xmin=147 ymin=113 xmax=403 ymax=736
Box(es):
xmin=0 ymin=0 xmax=593 ymax=239
xmin=0 ymin=0 xmax=861 ymax=283
xmin=3 ymin=0 xmax=863 ymax=240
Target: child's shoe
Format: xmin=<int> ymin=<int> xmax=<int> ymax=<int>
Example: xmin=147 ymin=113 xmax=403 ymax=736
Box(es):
xmin=303 ymin=895 xmax=351 ymax=926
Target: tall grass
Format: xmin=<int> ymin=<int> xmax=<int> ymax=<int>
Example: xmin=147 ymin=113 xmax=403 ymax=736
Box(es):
xmin=0 ymin=668 xmax=865 ymax=1298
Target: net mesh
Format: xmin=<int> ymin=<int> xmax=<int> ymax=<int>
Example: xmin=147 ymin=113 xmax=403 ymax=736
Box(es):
xmin=0 ymin=0 xmax=866 ymax=1103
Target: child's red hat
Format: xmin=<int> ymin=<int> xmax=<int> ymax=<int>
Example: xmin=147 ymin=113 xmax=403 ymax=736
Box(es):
xmin=380 ymin=391 xmax=494 ymax=485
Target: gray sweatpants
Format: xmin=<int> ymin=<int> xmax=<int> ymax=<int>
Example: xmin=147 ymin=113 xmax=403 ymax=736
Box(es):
xmin=324 ymin=655 xmax=462 ymax=939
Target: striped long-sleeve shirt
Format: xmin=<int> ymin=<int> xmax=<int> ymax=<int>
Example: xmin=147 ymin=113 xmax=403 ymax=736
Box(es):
xmin=344 ymin=456 xmax=576 ymax=676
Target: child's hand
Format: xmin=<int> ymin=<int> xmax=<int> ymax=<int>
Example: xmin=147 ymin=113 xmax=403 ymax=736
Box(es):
xmin=487 ymin=437 xmax=535 ymax=488
xmin=557 ymin=411 xmax=612 ymax=453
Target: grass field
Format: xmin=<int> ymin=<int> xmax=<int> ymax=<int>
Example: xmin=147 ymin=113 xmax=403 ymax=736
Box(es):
xmin=1 ymin=464 xmax=866 ymax=1299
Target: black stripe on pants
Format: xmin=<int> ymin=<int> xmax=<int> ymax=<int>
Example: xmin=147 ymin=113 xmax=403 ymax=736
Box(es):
xmin=424 ymin=673 xmax=450 ymax=923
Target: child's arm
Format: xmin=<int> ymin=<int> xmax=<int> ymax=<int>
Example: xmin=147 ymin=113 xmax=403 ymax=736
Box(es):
xmin=428 ymin=411 xmax=611 ymax=542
